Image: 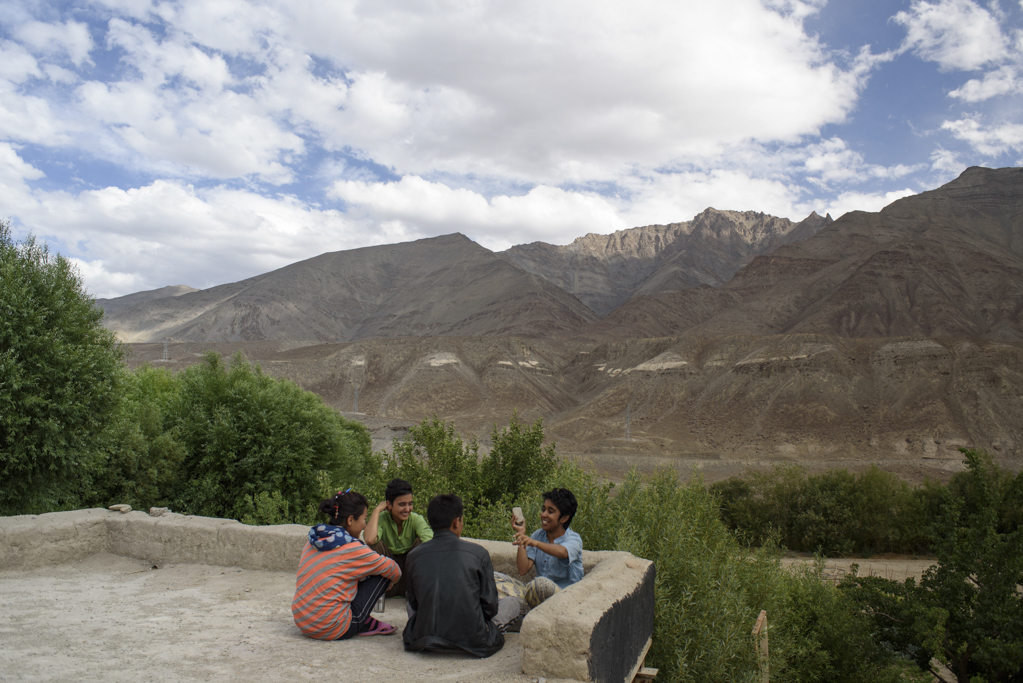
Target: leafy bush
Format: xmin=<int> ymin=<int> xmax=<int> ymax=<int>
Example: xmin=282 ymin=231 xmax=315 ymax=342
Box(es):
xmin=607 ymin=471 xmax=914 ymax=683
xmin=85 ymin=365 xmax=185 ymax=509
xmin=0 ymin=221 xmax=124 ymax=515
xmin=164 ymin=352 xmax=375 ymax=521
xmin=712 ymin=464 xmax=929 ymax=554
xmin=840 ymin=450 xmax=1023 ymax=683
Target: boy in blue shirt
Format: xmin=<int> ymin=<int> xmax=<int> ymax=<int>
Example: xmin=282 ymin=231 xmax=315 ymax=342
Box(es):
xmin=511 ymin=488 xmax=583 ymax=606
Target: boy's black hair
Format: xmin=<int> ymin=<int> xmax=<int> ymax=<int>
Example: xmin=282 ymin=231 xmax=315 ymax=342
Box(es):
xmin=426 ymin=494 xmax=464 ymax=531
xmin=319 ymin=490 xmax=368 ymax=529
xmin=385 ymin=478 xmax=414 ymax=503
xmin=543 ymin=488 xmax=578 ymax=529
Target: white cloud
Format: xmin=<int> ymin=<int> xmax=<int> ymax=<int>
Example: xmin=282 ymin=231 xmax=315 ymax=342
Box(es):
xmin=941 ymin=116 xmax=1023 ymax=155
xmin=1 ymin=0 xmax=870 ymax=187
xmin=332 ymin=175 xmax=627 ymax=250
xmin=894 ymin=0 xmax=1009 ymax=71
xmin=802 ymin=138 xmax=922 ymax=186
xmin=949 ymin=65 xmax=1022 ymax=100
xmin=14 ymin=20 xmax=94 ymax=66
xmin=0 ymin=142 xmax=45 ymax=188
xmin=929 ymin=147 xmax=967 ymax=176
xmin=298 ymin=0 xmax=865 ymax=182
xmin=618 ymin=170 xmax=810 ymax=227
xmin=823 ymin=188 xmax=918 ymax=219
xmin=0 ymin=40 xmax=42 ymax=83
xmin=0 ymin=144 xmax=385 ymax=298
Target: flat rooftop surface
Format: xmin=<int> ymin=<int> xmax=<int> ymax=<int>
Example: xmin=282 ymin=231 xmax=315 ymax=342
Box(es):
xmin=0 ymin=553 xmax=534 ymax=683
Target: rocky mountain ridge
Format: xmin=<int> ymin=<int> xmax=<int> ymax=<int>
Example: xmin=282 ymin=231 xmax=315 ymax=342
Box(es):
xmin=581 ymin=166 xmax=1023 ymax=341
xmin=501 ymin=208 xmax=831 ymax=315
xmin=99 ymin=208 xmax=831 ymax=343
xmin=100 ymin=233 xmax=598 ymax=343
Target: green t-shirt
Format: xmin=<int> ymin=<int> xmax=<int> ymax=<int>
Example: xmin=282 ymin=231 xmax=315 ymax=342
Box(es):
xmin=378 ymin=511 xmax=433 ymax=555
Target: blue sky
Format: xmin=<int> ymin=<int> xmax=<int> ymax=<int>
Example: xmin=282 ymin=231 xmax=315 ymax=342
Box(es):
xmin=2 ymin=0 xmax=1022 ymax=298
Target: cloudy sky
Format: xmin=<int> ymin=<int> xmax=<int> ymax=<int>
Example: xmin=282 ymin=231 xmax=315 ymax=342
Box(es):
xmin=2 ymin=0 xmax=1023 ymax=298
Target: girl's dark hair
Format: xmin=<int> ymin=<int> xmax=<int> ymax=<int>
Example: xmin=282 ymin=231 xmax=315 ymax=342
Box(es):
xmin=319 ymin=490 xmax=368 ymax=528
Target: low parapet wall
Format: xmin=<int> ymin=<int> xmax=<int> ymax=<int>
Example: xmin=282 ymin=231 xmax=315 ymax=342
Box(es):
xmin=0 ymin=509 xmax=654 ymax=683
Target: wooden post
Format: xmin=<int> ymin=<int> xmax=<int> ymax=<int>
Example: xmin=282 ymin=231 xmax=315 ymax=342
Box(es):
xmin=752 ymin=610 xmax=769 ymax=683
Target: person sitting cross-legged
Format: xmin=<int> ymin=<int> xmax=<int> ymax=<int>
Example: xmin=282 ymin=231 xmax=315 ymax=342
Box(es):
xmin=292 ymin=489 xmax=401 ymax=640
xmin=364 ymin=478 xmax=434 ymax=598
xmin=403 ymin=494 xmax=527 ymax=658
xmin=510 ymin=487 xmax=583 ymax=609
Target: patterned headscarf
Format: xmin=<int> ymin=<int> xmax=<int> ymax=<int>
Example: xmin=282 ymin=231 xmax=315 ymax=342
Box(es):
xmin=308 ymin=523 xmax=362 ymax=551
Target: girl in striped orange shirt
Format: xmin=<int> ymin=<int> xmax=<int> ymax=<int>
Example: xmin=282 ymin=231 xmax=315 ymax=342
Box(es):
xmin=292 ymin=489 xmax=402 ymax=639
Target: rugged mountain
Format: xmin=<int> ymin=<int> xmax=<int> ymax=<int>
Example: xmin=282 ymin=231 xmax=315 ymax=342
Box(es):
xmin=100 ymin=234 xmax=598 ymax=343
xmin=105 ymin=167 xmax=1023 ymax=482
xmin=96 ymin=284 xmax=197 ymax=314
xmin=584 ymin=167 xmax=1023 ymax=341
xmin=501 ymin=209 xmax=831 ymax=315
xmin=124 ymin=335 xmax=1023 ymax=482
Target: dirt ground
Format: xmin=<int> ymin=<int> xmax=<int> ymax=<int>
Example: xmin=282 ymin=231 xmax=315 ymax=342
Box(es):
xmin=780 ymin=553 xmax=937 ymax=583
xmin=0 ymin=553 xmax=534 ymax=683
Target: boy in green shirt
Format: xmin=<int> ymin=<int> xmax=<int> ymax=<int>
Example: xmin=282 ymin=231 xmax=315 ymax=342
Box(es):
xmin=365 ymin=478 xmax=434 ymax=597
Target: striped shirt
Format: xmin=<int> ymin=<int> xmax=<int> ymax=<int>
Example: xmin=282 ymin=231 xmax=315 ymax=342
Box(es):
xmin=292 ymin=541 xmax=401 ymax=640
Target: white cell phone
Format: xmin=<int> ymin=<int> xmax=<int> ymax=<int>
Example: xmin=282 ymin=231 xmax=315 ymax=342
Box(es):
xmin=512 ymin=507 xmax=525 ymax=525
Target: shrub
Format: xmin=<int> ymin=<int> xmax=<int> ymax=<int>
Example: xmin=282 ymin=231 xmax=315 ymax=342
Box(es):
xmin=841 ymin=450 xmax=1023 ymax=683
xmin=166 ymin=352 xmax=375 ymax=521
xmin=84 ymin=365 xmax=185 ymax=510
xmin=712 ymin=464 xmax=930 ymax=554
xmin=0 ymin=221 xmax=124 ymax=515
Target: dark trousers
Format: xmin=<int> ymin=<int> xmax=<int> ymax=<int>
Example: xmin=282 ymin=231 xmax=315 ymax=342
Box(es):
xmin=339 ymin=575 xmax=390 ymax=639
xmin=370 ymin=538 xmax=422 ymax=598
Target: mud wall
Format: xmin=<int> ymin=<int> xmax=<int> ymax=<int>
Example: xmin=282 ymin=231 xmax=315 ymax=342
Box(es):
xmin=0 ymin=509 xmax=654 ymax=683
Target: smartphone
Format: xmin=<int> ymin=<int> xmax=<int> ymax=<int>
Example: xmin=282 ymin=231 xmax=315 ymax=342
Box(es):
xmin=512 ymin=506 xmax=525 ymax=525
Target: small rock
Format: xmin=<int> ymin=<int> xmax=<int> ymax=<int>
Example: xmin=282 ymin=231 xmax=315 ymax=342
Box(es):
xmin=108 ymin=504 xmax=131 ymax=513
xmin=149 ymin=507 xmax=169 ymax=517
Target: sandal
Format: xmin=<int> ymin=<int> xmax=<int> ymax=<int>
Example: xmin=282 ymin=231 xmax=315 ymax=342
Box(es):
xmin=358 ymin=616 xmax=397 ymax=636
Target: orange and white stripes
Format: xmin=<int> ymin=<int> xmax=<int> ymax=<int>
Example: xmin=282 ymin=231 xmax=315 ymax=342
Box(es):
xmin=292 ymin=541 xmax=401 ymax=640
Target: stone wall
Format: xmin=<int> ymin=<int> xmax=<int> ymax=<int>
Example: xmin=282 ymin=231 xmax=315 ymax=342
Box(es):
xmin=0 ymin=509 xmax=655 ymax=683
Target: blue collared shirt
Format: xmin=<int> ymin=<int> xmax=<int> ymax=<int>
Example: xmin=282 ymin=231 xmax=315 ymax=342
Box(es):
xmin=526 ymin=528 xmax=583 ymax=588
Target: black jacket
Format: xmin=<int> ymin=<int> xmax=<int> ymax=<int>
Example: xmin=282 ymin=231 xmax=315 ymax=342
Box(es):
xmin=402 ymin=529 xmax=504 ymax=657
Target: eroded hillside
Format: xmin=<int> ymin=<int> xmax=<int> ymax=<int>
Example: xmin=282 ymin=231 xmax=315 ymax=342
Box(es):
xmin=125 ymin=335 xmax=1023 ymax=483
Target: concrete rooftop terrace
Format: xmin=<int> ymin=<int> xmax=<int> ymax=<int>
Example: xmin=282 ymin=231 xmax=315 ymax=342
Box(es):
xmin=0 ymin=509 xmax=655 ymax=683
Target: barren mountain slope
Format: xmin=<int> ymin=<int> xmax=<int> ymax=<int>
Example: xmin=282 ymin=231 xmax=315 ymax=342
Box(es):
xmin=96 ymin=284 xmax=197 ymax=314
xmin=586 ymin=167 xmax=1023 ymax=341
xmin=501 ymin=209 xmax=831 ymax=315
xmin=125 ymin=335 xmax=1023 ymax=482
xmin=101 ymin=234 xmax=598 ymax=343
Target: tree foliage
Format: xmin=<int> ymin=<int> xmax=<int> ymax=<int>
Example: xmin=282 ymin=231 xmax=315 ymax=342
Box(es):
xmin=80 ymin=352 xmax=376 ymax=523
xmin=165 ymin=352 xmax=375 ymax=521
xmin=841 ymin=450 xmax=1023 ymax=683
xmin=0 ymin=221 xmax=123 ymax=515
xmin=85 ymin=365 xmax=185 ymax=510
xmin=712 ymin=464 xmax=929 ymax=554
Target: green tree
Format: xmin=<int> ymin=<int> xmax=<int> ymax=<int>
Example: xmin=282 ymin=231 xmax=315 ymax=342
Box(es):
xmin=841 ymin=450 xmax=1023 ymax=683
xmin=480 ymin=413 xmax=557 ymax=501
xmin=85 ymin=365 xmax=185 ymax=510
xmin=0 ymin=221 xmax=123 ymax=515
xmin=166 ymin=351 xmax=375 ymax=521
